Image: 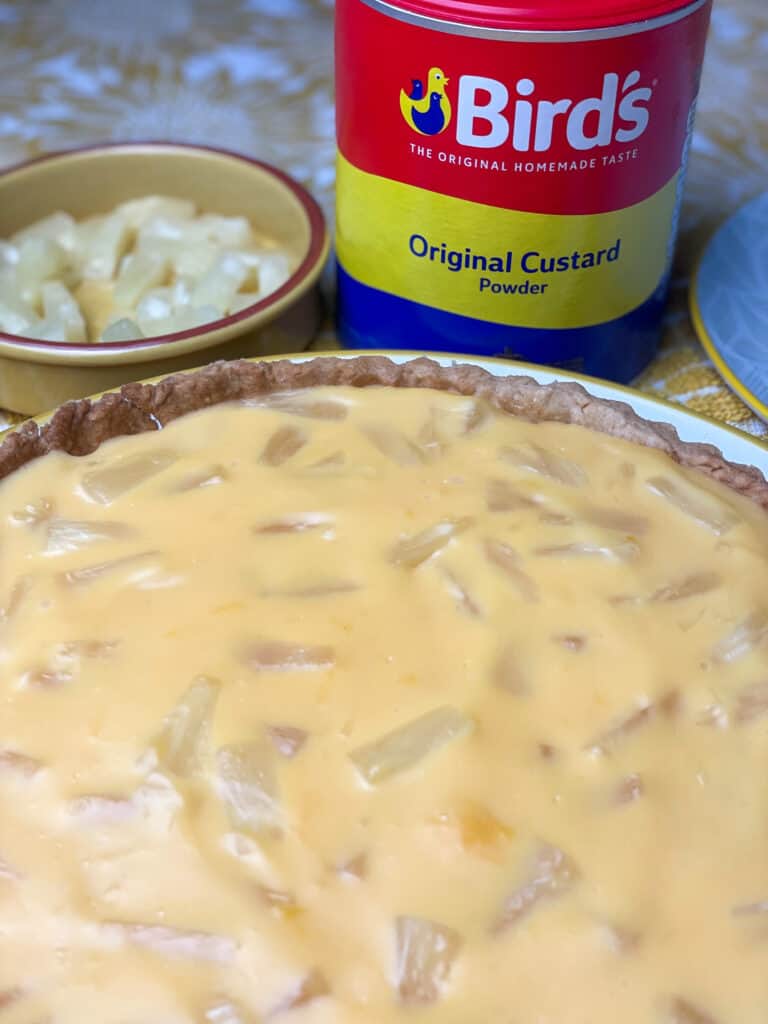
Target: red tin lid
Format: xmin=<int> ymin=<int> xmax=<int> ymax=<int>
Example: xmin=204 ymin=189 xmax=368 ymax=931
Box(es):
xmin=375 ymin=0 xmax=704 ymax=31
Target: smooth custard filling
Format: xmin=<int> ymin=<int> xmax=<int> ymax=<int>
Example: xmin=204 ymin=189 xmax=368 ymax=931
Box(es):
xmin=0 ymin=386 xmax=767 ymax=1024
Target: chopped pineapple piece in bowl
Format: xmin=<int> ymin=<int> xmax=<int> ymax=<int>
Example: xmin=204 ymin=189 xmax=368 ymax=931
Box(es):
xmin=0 ymin=143 xmax=328 ymax=414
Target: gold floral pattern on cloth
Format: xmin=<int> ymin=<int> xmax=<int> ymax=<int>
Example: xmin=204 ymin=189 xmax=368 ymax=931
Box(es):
xmin=0 ymin=0 xmax=765 ymax=437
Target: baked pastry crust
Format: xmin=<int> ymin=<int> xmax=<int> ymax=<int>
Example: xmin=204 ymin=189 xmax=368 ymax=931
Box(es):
xmin=1 ymin=356 xmax=766 ymax=510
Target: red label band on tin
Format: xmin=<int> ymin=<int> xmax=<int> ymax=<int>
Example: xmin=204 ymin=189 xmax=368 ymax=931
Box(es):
xmin=335 ymin=0 xmax=712 ymax=382
xmin=337 ymin=0 xmax=710 ymax=215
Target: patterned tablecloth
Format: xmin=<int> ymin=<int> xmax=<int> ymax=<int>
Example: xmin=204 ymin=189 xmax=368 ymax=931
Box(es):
xmin=0 ymin=0 xmax=766 ymax=436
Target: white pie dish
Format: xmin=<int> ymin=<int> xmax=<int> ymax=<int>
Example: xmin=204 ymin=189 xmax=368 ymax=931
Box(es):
xmin=293 ymin=350 xmax=768 ymax=476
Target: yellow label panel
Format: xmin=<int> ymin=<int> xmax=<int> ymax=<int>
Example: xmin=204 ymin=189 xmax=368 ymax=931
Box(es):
xmin=336 ymin=153 xmax=678 ymax=330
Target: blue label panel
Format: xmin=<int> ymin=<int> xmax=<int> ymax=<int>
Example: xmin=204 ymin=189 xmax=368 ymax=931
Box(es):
xmin=336 ymin=262 xmax=667 ymax=385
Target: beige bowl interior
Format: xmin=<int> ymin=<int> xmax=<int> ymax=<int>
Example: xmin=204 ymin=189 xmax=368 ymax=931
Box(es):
xmin=0 ymin=144 xmax=328 ymax=414
xmin=0 ymin=144 xmax=313 ymax=266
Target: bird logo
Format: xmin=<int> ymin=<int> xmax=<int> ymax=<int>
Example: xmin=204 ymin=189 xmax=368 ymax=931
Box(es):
xmin=400 ymin=67 xmax=452 ymax=136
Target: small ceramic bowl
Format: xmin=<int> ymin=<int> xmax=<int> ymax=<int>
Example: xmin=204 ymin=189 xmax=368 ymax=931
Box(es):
xmin=0 ymin=142 xmax=329 ymax=415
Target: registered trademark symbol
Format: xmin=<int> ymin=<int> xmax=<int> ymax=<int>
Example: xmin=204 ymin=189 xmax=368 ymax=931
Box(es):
xmin=652 ymin=78 xmax=659 ymax=86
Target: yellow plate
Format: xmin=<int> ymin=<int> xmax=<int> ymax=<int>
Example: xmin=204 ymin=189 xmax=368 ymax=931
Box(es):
xmin=690 ymin=192 xmax=768 ymax=424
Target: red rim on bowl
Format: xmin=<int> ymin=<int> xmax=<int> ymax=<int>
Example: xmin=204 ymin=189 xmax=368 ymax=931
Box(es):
xmin=0 ymin=142 xmax=328 ymax=355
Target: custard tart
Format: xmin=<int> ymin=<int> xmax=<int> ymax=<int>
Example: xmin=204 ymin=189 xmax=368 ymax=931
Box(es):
xmin=0 ymin=357 xmax=766 ymax=1024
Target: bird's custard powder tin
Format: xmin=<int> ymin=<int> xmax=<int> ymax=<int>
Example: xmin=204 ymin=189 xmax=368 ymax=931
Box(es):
xmin=335 ymin=0 xmax=712 ymax=382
